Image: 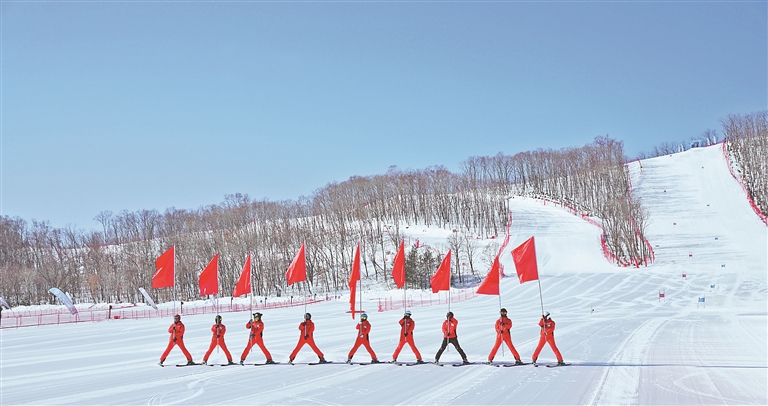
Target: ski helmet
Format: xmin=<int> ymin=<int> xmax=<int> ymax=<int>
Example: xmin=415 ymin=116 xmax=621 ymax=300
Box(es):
xmin=174 ymin=314 xmax=181 ymax=320
xmin=304 ymin=313 xmax=312 ymax=319
xmin=404 ymin=310 xmax=412 ymax=318
xmin=253 ymin=312 xmax=262 ymax=320
xmin=360 ymin=313 xmax=368 ymax=320
xmin=446 ymin=311 xmax=454 ymax=319
xmin=500 ymin=308 xmax=508 ymax=315
xmin=543 ymin=311 xmax=550 ymax=318
xmin=215 ymin=315 xmax=222 ymax=323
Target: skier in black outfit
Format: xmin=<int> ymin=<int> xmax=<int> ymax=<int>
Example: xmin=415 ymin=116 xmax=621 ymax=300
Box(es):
xmin=434 ymin=312 xmax=469 ymax=364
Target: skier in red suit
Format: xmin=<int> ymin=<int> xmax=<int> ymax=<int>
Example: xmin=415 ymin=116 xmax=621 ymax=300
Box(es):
xmin=486 ymin=308 xmax=523 ymax=365
xmin=202 ymin=315 xmax=235 ymax=365
xmin=346 ymin=313 xmax=380 ymax=363
xmin=434 ymin=311 xmax=469 ymax=364
xmin=391 ymin=310 xmax=424 ymax=364
xmin=288 ymin=313 xmax=328 ymax=364
xmin=159 ymin=314 xmax=194 ymax=366
xmin=532 ymin=311 xmax=565 ymax=366
xmin=240 ymin=312 xmax=276 ymax=365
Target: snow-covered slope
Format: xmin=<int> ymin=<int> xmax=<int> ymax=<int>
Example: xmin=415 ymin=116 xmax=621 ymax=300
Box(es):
xmin=1 ymin=144 xmax=766 ymax=405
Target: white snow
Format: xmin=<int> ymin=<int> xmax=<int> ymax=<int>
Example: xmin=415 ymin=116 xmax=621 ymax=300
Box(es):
xmin=1 ymin=144 xmax=766 ymax=405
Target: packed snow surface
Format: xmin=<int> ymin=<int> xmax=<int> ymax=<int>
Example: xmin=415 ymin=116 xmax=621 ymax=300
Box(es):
xmin=1 ymin=145 xmax=766 ymax=405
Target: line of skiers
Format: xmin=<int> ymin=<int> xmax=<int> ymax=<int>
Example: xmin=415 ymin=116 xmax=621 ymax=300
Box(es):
xmin=158 ymin=309 xmax=565 ymax=367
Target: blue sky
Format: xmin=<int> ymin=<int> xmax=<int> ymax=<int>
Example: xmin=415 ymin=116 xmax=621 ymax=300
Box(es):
xmin=2 ymin=1 xmax=766 ymax=231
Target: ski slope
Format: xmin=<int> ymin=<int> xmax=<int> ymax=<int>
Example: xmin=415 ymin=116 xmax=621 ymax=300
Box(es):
xmin=1 ymin=144 xmax=766 ymax=405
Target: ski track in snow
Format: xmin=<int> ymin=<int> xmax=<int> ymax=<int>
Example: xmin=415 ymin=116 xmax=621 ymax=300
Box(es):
xmin=0 ymin=145 xmax=766 ymax=405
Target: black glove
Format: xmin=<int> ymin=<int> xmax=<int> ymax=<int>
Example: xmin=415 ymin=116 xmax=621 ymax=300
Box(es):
xmin=304 ymin=335 xmax=309 ymax=339
xmin=260 ymin=332 xmax=263 ymax=337
xmin=250 ymin=334 xmax=255 ymax=339
xmin=404 ymin=333 xmax=408 ymax=337
xmin=173 ymin=338 xmax=177 ymax=342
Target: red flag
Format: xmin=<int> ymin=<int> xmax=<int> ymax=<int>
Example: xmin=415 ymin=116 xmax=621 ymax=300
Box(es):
xmin=348 ymin=243 xmax=361 ymax=319
xmin=512 ymin=236 xmax=539 ymax=284
xmin=391 ymin=240 xmax=405 ymax=289
xmin=152 ymin=246 xmax=175 ymax=289
xmin=476 ymin=255 xmax=501 ymax=295
xmin=285 ymin=242 xmax=307 ymax=286
xmin=199 ymin=254 xmax=219 ymax=296
xmin=429 ymin=250 xmax=451 ymax=293
xmin=233 ymin=253 xmax=252 ymax=297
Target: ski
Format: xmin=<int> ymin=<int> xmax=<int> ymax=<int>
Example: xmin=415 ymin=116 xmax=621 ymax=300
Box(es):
xmin=307 ymin=361 xmax=338 ymax=365
xmin=452 ymin=362 xmax=481 ymax=367
xmin=253 ymin=362 xmax=282 ymax=366
xmin=489 ymin=362 xmax=529 ymax=367
xmin=546 ymin=363 xmax=571 ymax=368
xmin=175 ymin=363 xmax=202 ymax=367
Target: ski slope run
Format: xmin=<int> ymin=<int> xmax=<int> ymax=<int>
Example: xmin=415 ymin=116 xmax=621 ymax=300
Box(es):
xmin=1 ymin=144 xmax=765 ymax=405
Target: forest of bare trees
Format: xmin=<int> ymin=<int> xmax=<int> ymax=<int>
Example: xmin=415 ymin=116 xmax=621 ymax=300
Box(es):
xmin=15 ymin=120 xmax=759 ymax=307
xmin=722 ymin=111 xmax=768 ymax=218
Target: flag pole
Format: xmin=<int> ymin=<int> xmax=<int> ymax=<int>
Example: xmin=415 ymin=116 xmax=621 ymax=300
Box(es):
xmin=537 ymin=279 xmax=545 ymax=316
xmin=173 ymin=246 xmax=178 ymax=316
xmin=249 ymin=253 xmax=253 ymax=315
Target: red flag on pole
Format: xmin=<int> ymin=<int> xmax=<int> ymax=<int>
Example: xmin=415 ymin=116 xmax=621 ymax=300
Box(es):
xmin=233 ymin=253 xmax=252 ymax=297
xmin=199 ymin=254 xmax=219 ymax=296
xmin=152 ymin=246 xmax=175 ymax=289
xmin=512 ymin=236 xmax=539 ymax=284
xmin=285 ymin=242 xmax=307 ymax=286
xmin=348 ymin=243 xmax=361 ymax=319
xmin=476 ymin=255 xmax=501 ymax=295
xmin=391 ymin=240 xmax=405 ymax=289
xmin=429 ymin=250 xmax=452 ymax=293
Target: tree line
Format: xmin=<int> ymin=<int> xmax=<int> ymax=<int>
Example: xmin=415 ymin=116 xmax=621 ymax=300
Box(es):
xmin=721 ymin=111 xmax=767 ymax=218
xmin=13 ymin=127 xmax=748 ymax=306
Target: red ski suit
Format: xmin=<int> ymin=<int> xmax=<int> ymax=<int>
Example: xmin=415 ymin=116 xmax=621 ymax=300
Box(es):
xmin=392 ymin=317 xmax=422 ymax=360
xmin=347 ymin=320 xmax=378 ymax=359
xmin=203 ymin=322 xmax=233 ymax=362
xmin=241 ymin=319 xmax=273 ymax=361
xmin=160 ymin=320 xmax=193 ymax=362
xmin=289 ymin=319 xmax=324 ymax=359
xmin=532 ymin=317 xmax=563 ymax=362
xmin=487 ymin=316 xmax=521 ymax=360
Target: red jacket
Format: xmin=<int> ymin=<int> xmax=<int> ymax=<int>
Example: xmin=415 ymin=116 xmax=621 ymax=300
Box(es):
xmin=299 ymin=319 xmax=316 ymax=337
xmin=211 ymin=323 xmax=226 ymax=339
xmin=495 ymin=317 xmax=512 ymax=335
xmin=442 ymin=318 xmax=458 ymax=338
xmin=539 ymin=317 xmax=556 ymax=335
xmin=399 ymin=318 xmax=415 ymax=337
xmin=168 ymin=321 xmax=185 ymax=341
xmin=246 ymin=320 xmax=265 ymax=339
xmin=356 ymin=320 xmax=372 ymax=338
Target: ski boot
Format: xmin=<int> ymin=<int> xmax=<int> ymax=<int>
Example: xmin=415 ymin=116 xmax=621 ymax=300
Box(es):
xmin=288 ymin=357 xmax=294 ymax=365
xmin=227 ymin=360 xmax=236 ymax=365
xmin=557 ymin=360 xmax=567 ymax=366
xmin=415 ymin=359 xmax=426 ymax=364
xmin=371 ymin=358 xmax=380 ymax=364
xmin=318 ymin=357 xmax=330 ymax=364
xmin=265 ymin=359 xmax=277 ymax=364
xmin=186 ymin=359 xmax=195 ymax=365
xmin=239 ymin=359 xmax=245 ymax=365
xmin=514 ymin=358 xmax=524 ymax=366
xmin=461 ymin=359 xmax=470 ymax=365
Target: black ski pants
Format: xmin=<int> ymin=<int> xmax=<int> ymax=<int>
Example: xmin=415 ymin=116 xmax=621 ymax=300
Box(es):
xmin=435 ymin=337 xmax=467 ymax=361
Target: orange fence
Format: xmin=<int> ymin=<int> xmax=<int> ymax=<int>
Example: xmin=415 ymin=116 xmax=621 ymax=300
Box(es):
xmin=0 ymin=298 xmax=327 ymax=329
xmin=377 ymin=288 xmax=478 ymax=312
